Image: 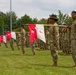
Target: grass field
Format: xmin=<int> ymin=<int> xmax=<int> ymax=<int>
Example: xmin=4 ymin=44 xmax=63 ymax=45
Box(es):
xmin=0 ymin=43 xmax=76 ymax=75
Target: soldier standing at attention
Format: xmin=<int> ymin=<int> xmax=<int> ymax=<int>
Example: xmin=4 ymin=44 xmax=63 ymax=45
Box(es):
xmin=47 ymin=14 xmax=59 ymax=66
xmin=71 ymin=11 xmax=76 ymax=68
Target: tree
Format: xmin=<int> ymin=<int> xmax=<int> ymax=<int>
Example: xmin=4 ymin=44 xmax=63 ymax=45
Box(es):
xmin=16 ymin=14 xmax=35 ymax=31
xmin=38 ymin=18 xmax=47 ymax=24
xmin=58 ymin=10 xmax=73 ymax=25
xmin=65 ymin=16 xmax=73 ymax=25
xmin=58 ymin=10 xmax=67 ymax=25
xmin=5 ymin=12 xmax=17 ymax=30
xmin=20 ymin=14 xmax=33 ymax=24
xmin=32 ymin=18 xmax=38 ymax=23
xmin=0 ymin=11 xmax=6 ymax=35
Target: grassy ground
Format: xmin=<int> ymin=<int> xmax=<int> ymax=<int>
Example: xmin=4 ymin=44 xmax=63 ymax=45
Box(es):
xmin=0 ymin=43 xmax=76 ymax=75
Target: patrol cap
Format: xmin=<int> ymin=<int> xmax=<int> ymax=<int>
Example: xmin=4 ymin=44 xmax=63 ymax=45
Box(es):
xmin=49 ymin=14 xmax=58 ymax=21
xmin=71 ymin=11 xmax=76 ymax=14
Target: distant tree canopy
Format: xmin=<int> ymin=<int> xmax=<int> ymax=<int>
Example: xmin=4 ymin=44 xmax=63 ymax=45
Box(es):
xmin=0 ymin=11 xmax=17 ymax=34
xmin=57 ymin=10 xmax=73 ymax=25
xmin=0 ymin=11 xmax=6 ymax=34
xmin=0 ymin=10 xmax=73 ymax=34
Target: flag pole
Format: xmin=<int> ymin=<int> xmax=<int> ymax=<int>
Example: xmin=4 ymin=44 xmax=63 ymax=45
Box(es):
xmin=24 ymin=24 xmax=70 ymax=27
xmin=10 ymin=0 xmax=12 ymax=31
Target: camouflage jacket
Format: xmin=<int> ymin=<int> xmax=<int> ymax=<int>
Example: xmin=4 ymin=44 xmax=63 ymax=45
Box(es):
xmin=48 ymin=23 xmax=59 ymax=48
xmin=21 ymin=29 xmax=26 ymax=38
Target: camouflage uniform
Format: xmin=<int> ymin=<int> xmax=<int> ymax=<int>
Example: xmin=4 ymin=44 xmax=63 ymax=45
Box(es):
xmin=49 ymin=23 xmax=59 ymax=64
xmin=61 ymin=27 xmax=69 ymax=54
xmin=45 ymin=30 xmax=50 ymax=50
xmin=25 ymin=32 xmax=30 ymax=47
xmin=30 ymin=41 xmax=35 ymax=55
xmin=39 ymin=40 xmax=45 ymax=50
xmin=16 ymin=33 xmax=21 ymax=50
xmin=4 ymin=42 xmax=8 ymax=48
xmin=59 ymin=27 xmax=63 ymax=50
xmin=64 ymin=27 xmax=71 ymax=54
xmin=71 ymin=20 xmax=76 ymax=65
xmin=20 ymin=29 xmax=26 ymax=54
xmin=10 ymin=38 xmax=14 ymax=50
xmin=59 ymin=26 xmax=71 ymax=54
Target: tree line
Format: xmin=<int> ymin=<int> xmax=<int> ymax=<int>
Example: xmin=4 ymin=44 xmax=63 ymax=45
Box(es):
xmin=0 ymin=10 xmax=73 ymax=34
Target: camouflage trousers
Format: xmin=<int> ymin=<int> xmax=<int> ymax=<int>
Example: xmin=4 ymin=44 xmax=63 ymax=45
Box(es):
xmin=21 ymin=37 xmax=26 ymax=54
xmin=71 ymin=40 xmax=76 ymax=65
xmin=30 ymin=42 xmax=35 ymax=55
xmin=17 ymin=36 xmax=26 ymax=54
xmin=50 ymin=43 xmax=58 ymax=63
xmin=10 ymin=39 xmax=14 ymax=50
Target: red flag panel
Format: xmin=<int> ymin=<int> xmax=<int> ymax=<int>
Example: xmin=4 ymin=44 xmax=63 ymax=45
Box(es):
xmin=28 ymin=24 xmax=37 ymax=44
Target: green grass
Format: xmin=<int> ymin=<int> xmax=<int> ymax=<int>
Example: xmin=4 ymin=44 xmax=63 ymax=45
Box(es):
xmin=0 ymin=43 xmax=76 ymax=75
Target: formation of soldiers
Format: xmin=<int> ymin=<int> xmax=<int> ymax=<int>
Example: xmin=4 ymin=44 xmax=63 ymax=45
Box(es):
xmin=0 ymin=11 xmax=76 ymax=68
xmin=0 ymin=22 xmax=72 ymax=55
xmin=59 ymin=26 xmax=71 ymax=54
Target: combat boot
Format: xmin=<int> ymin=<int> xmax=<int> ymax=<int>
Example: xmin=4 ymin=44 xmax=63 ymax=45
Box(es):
xmin=51 ymin=62 xmax=57 ymax=67
xmin=72 ymin=65 xmax=76 ymax=68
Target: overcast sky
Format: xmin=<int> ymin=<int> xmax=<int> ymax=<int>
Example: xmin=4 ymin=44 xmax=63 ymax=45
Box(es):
xmin=0 ymin=0 xmax=76 ymax=19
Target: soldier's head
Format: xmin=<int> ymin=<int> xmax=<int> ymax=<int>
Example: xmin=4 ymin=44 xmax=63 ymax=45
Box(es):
xmin=71 ymin=11 xmax=76 ymax=20
xmin=47 ymin=14 xmax=58 ymax=24
xmin=20 ymin=25 xmax=24 ymax=30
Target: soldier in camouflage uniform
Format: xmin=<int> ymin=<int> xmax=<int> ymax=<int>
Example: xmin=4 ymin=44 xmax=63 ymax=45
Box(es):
xmin=44 ymin=30 xmax=50 ymax=50
xmin=30 ymin=41 xmax=35 ymax=55
xmin=71 ymin=11 xmax=76 ymax=68
xmin=4 ymin=43 xmax=8 ymax=48
xmin=48 ymin=14 xmax=59 ymax=66
xmin=10 ymin=38 xmax=14 ymax=50
xmin=63 ymin=26 xmax=71 ymax=54
xmin=17 ymin=25 xmax=26 ymax=54
xmin=59 ymin=27 xmax=63 ymax=50
xmin=16 ymin=33 xmax=21 ymax=50
xmin=60 ymin=27 xmax=69 ymax=54
xmin=25 ymin=32 xmax=30 ymax=47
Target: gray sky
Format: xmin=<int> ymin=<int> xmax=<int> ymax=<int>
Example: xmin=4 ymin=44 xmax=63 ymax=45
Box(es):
xmin=0 ymin=0 xmax=76 ymax=19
